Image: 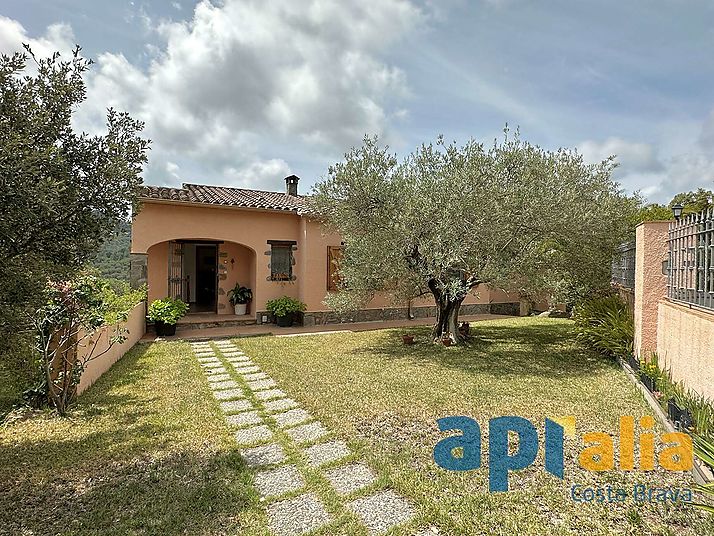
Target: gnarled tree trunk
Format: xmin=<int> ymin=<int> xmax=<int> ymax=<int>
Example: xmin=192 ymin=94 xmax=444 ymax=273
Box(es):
xmin=429 ymin=280 xmax=465 ymax=344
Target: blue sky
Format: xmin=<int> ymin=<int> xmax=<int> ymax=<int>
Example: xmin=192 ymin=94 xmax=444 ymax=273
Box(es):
xmin=2 ymin=0 xmax=714 ymax=203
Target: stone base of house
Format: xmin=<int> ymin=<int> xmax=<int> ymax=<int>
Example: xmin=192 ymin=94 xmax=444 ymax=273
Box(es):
xmin=256 ymin=302 xmax=521 ymax=327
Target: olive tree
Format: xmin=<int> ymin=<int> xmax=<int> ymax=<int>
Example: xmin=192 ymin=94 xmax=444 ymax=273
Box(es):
xmin=310 ymin=133 xmax=637 ymax=344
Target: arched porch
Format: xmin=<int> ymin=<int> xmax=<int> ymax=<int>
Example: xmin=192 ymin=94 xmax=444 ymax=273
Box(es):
xmin=145 ymin=239 xmax=256 ymax=316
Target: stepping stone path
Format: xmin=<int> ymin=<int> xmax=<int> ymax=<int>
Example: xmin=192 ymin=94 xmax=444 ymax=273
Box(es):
xmin=189 ymin=339 xmax=423 ymax=535
xmin=254 ymin=464 xmax=305 ymax=497
xmin=325 ymin=462 xmax=377 ymax=495
xmin=213 ymin=388 xmax=244 ymax=401
xmin=347 ymin=490 xmax=415 ymax=535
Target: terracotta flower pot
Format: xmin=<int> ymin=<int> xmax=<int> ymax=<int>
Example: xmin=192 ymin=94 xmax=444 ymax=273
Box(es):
xmin=442 ymin=337 xmax=453 ymax=347
xmin=402 ymin=335 xmax=415 ymax=345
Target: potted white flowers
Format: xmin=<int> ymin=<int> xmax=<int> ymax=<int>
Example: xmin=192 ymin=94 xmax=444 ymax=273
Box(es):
xmin=228 ymin=283 xmax=253 ymax=315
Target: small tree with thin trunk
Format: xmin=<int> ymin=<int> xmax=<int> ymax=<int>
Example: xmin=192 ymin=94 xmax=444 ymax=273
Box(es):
xmin=310 ymin=132 xmax=637 ymax=344
xmin=29 ymin=274 xmax=127 ymax=415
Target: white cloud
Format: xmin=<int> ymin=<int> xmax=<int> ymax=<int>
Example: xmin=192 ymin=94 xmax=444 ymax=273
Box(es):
xmin=578 ymin=132 xmax=714 ymax=203
xmin=578 ymin=137 xmax=662 ymax=174
xmin=0 ymin=16 xmax=76 ymax=60
xmin=71 ymin=0 xmax=423 ymax=189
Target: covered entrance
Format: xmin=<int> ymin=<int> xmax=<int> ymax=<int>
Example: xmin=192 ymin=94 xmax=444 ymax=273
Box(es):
xmin=168 ymin=240 xmax=220 ymax=313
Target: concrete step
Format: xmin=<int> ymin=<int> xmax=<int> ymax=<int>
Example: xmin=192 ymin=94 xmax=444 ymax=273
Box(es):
xmin=176 ymin=316 xmax=257 ymax=331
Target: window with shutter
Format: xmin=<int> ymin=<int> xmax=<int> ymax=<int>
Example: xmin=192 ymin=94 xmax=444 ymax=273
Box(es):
xmin=270 ymin=243 xmax=293 ymax=281
xmin=327 ymin=246 xmax=344 ymax=291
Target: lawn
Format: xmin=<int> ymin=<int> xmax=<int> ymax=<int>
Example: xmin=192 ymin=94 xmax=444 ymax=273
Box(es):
xmin=0 ymin=317 xmax=711 ymax=535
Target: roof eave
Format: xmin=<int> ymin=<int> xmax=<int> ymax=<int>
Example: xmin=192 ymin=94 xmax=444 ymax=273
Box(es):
xmin=136 ymin=197 xmax=304 ymax=215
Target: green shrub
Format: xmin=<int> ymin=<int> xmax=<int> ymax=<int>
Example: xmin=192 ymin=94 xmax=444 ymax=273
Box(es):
xmin=147 ymin=297 xmax=189 ymax=325
xmin=265 ymin=296 xmax=306 ymax=317
xmin=643 ymin=354 xmax=714 ymax=436
xmin=572 ymin=294 xmax=633 ymax=359
xmin=101 ymin=281 xmax=147 ymax=324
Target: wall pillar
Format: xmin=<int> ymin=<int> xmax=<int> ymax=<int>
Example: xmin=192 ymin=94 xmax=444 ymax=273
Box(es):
xmin=129 ymin=253 xmax=148 ymax=290
xmin=634 ymin=221 xmax=670 ymax=360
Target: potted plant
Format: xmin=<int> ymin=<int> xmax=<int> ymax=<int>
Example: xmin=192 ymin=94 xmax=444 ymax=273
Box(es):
xmin=639 ymin=360 xmax=659 ymax=393
xmin=640 ymin=372 xmax=656 ymax=393
xmin=266 ymin=296 xmax=307 ymax=327
xmin=627 ymin=354 xmax=640 ymax=372
xmin=668 ymin=398 xmax=683 ymax=424
xmin=458 ymin=322 xmax=470 ymax=337
xmin=402 ymin=334 xmax=415 ymax=345
xmin=147 ymin=297 xmax=189 ymax=336
xmin=228 ymin=283 xmax=253 ymax=315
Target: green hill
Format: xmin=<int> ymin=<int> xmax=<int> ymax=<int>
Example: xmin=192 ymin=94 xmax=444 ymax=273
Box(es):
xmin=91 ymin=221 xmax=131 ymax=282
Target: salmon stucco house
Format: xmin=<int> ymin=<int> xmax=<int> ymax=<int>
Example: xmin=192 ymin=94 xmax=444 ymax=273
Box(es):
xmin=130 ymin=175 xmax=522 ymax=328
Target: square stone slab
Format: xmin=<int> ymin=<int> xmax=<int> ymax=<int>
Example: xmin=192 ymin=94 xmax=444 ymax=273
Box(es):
xmin=304 ymin=441 xmax=350 ymax=467
xmin=324 ymin=463 xmax=377 ymax=495
xmin=267 ymin=493 xmax=331 ymax=536
xmin=241 ymin=443 xmax=287 ymax=467
xmin=347 ymin=490 xmax=414 ymax=535
xmin=254 ymin=465 xmax=305 ymax=498
xmin=206 ymin=373 xmax=230 ymax=382
xmin=264 ymin=398 xmax=300 ymax=413
xmin=226 ymin=410 xmax=262 ymax=428
xmin=227 ymin=355 xmax=251 ymax=363
xmin=235 ymin=425 xmax=272 ymax=445
xmin=233 ymin=365 xmax=259 ymax=374
xmin=195 ymin=351 xmax=216 ymax=356
xmin=285 ymin=422 xmax=328 ymax=444
xmin=214 ymin=342 xmax=236 ymax=348
xmin=222 ymin=351 xmax=245 ymax=357
xmin=246 ymin=379 xmax=277 ymax=391
xmin=210 ymin=380 xmax=239 ymax=390
xmin=255 ymin=388 xmax=286 ymax=401
xmin=220 ymin=399 xmax=254 ymax=414
xmin=199 ymin=360 xmax=221 ymax=367
xmin=213 ymin=388 xmax=245 ymax=401
xmin=243 ymin=372 xmax=268 ymax=381
xmin=198 ymin=356 xmax=220 ymax=362
xmin=204 ymin=366 xmax=227 ymax=375
xmin=273 ymin=408 xmax=311 ymax=428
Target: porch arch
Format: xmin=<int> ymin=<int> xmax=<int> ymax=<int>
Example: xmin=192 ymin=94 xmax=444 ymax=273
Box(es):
xmin=144 ymin=238 xmax=257 ymax=315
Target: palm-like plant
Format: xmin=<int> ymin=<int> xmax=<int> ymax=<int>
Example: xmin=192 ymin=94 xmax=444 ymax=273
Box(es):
xmin=693 ymin=434 xmax=714 ymax=513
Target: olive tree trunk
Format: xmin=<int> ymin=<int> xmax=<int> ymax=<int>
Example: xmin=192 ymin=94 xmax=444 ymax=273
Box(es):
xmin=429 ymin=281 xmax=465 ymax=344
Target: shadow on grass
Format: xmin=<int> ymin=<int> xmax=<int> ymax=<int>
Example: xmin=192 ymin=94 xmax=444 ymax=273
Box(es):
xmin=0 ymin=342 xmax=258 ymax=535
xmin=352 ymin=319 xmax=617 ymax=380
xmin=0 ymin=443 xmax=254 ymax=535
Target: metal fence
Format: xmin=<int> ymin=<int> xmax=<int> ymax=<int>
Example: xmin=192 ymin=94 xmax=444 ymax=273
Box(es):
xmin=612 ymin=241 xmax=636 ymax=289
xmin=668 ymin=208 xmax=714 ymax=310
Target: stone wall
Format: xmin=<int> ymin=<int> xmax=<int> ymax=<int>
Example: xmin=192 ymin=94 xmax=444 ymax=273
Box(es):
xmin=257 ymin=302 xmax=520 ymax=326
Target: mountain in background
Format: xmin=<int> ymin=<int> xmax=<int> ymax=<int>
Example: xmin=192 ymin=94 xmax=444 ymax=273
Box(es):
xmin=91 ymin=220 xmax=131 ymax=281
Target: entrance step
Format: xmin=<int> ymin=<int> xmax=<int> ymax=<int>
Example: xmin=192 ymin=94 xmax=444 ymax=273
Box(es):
xmin=176 ymin=314 xmax=257 ymax=332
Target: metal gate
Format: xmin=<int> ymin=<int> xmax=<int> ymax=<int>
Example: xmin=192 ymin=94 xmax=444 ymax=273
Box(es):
xmin=168 ymin=241 xmax=188 ymax=300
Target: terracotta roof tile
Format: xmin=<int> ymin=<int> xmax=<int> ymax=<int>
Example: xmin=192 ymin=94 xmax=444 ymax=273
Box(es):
xmin=139 ymin=183 xmax=307 ymax=213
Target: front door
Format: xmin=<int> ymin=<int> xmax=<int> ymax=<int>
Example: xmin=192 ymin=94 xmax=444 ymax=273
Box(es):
xmin=195 ymin=245 xmax=217 ymax=312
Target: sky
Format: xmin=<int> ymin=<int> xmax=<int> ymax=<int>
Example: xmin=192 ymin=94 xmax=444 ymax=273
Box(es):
xmin=2 ymin=0 xmax=714 ymax=203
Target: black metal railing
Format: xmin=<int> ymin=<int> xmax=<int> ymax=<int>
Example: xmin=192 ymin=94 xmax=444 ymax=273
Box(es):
xmin=668 ymin=208 xmax=714 ymax=311
xmin=612 ymin=241 xmax=636 ymax=290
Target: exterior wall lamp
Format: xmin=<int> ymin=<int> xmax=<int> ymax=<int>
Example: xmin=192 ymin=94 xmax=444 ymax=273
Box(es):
xmin=672 ymin=203 xmax=684 ymax=221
